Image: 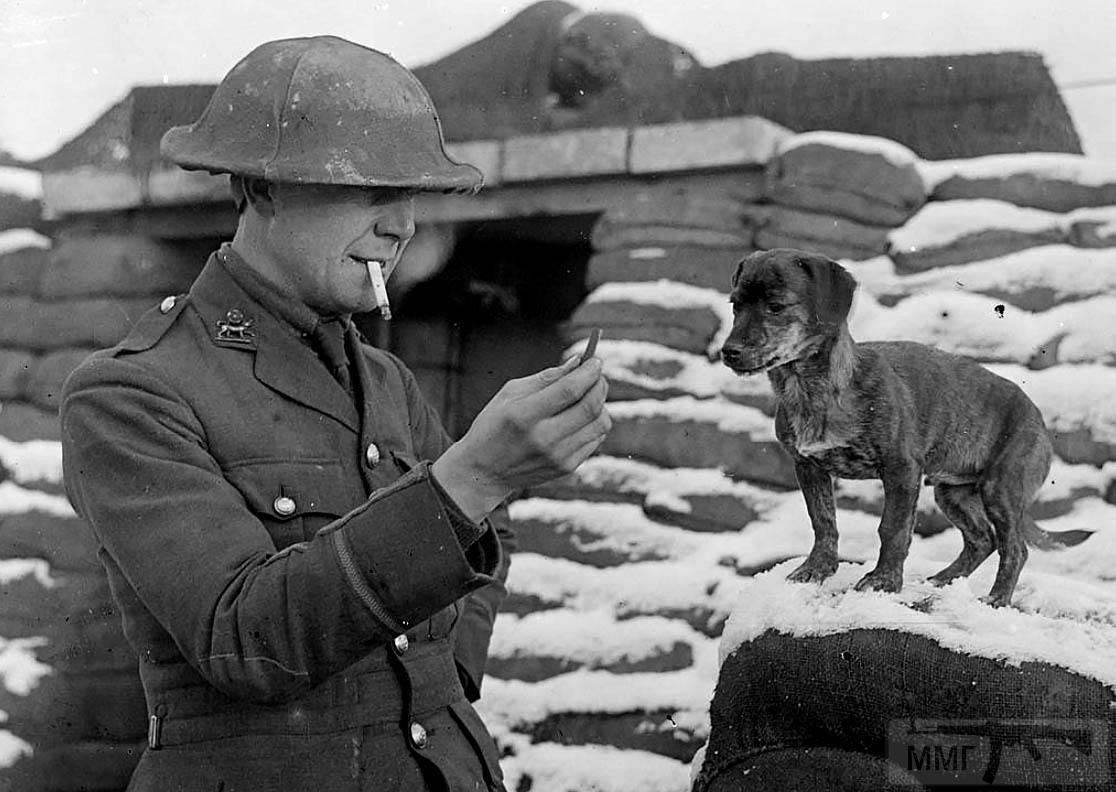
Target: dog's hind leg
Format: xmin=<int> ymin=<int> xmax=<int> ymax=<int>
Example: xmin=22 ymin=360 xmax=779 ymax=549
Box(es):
xmin=979 ymin=429 xmax=1051 ymax=607
xmin=927 ymin=483 xmax=996 ymax=586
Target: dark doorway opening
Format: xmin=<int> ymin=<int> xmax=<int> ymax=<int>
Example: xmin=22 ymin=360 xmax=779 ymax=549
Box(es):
xmin=358 ymin=216 xmax=594 ymax=439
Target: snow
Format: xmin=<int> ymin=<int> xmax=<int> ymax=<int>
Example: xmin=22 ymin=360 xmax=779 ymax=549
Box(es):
xmin=608 ymin=396 xmax=775 ymax=439
xmin=587 ymin=339 xmax=738 ymax=399
xmin=509 ymin=498 xmax=704 ymax=562
xmin=0 ymin=481 xmax=75 ymax=517
xmin=0 ymin=721 xmax=32 ymax=769
xmin=918 ymin=153 xmax=1116 ymax=190
xmin=877 ymin=244 xmax=1116 ymax=306
xmin=0 ymin=438 xmax=64 ymax=485
xmin=490 ymin=610 xmax=707 ymax=669
xmin=585 ymin=281 xmax=735 ymax=356
xmin=988 ymin=364 xmax=1116 ymax=444
xmin=888 ymin=199 xmax=1063 ymax=254
xmin=0 ymin=637 xmax=51 ymax=696
xmin=778 ymin=131 xmax=920 ymax=169
xmin=0 ymin=559 xmax=54 ymax=588
xmin=588 ymin=280 xmax=728 ymax=311
xmin=720 ymin=550 xmax=1116 ymax=690
xmin=0 ymin=228 xmax=49 ymax=256
xmin=498 ymin=742 xmax=692 ymax=792
xmin=572 ymin=456 xmax=782 ymax=510
xmin=0 ymin=166 xmax=41 ymax=200
xmin=849 ymin=290 xmax=1050 ymax=362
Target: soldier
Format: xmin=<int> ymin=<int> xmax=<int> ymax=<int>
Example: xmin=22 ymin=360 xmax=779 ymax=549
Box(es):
xmin=60 ymin=36 xmax=610 ymax=791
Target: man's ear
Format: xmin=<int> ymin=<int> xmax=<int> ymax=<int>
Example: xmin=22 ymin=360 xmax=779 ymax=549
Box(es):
xmin=236 ymin=177 xmax=276 ymax=218
xmin=798 ymin=253 xmax=857 ymax=326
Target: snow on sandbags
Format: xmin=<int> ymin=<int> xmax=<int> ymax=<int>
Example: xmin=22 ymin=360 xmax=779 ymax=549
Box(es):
xmin=1063 ymin=205 xmax=1116 ymax=248
xmin=920 ymin=153 xmax=1116 ymax=213
xmin=747 ymin=204 xmax=891 ymax=262
xmin=566 ymin=281 xmax=732 ymax=357
xmin=583 ymin=338 xmax=774 ymax=413
xmin=849 ymin=290 xmax=1116 ymax=368
xmin=763 ymin=132 xmax=929 ymax=227
xmin=586 ymin=246 xmax=744 ymax=292
xmin=875 ymin=245 xmax=1116 ymax=312
xmin=602 ymin=397 xmax=796 ymax=489
xmin=887 ymin=199 xmax=1065 ymax=273
xmin=989 ymin=364 xmax=1116 ymax=466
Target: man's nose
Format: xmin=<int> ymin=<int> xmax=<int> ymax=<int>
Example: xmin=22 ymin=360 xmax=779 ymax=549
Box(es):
xmin=374 ymin=196 xmax=416 ymax=245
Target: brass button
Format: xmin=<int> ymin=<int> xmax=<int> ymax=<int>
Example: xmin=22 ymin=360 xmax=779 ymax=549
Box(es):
xmin=409 ymin=721 xmax=428 ymax=749
xmin=159 ymin=296 xmax=177 ymax=314
xmin=273 ymin=496 xmax=296 ymax=516
xmin=365 ymin=443 xmax=381 ymax=467
xmin=393 ymin=633 xmax=409 ymax=655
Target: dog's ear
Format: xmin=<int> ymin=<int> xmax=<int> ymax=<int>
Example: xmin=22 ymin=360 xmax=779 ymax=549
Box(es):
xmin=730 ymin=257 xmax=747 ymax=290
xmin=797 ymin=253 xmax=857 ymax=326
xmin=730 ymin=252 xmax=760 ymax=290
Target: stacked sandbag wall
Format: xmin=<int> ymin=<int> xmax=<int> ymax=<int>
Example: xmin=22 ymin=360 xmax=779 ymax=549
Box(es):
xmin=511 ymin=132 xmax=1116 ymax=790
xmin=0 ymin=175 xmax=203 ymax=790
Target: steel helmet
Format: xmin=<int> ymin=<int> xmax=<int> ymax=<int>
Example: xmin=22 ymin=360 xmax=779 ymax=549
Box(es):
xmin=161 ymin=36 xmax=482 ymax=193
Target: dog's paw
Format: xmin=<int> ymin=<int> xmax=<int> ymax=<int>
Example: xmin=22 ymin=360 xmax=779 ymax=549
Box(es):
xmin=979 ymin=592 xmax=1013 ymax=609
xmin=927 ymin=570 xmax=959 ymax=588
xmin=787 ymin=557 xmax=837 ymax=584
xmin=854 ymin=569 xmax=903 ymax=593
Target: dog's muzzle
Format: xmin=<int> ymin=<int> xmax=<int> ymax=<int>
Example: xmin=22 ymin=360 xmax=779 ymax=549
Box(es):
xmin=720 ymin=343 xmax=776 ymax=375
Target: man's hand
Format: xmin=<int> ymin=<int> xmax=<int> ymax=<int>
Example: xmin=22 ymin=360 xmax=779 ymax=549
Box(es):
xmin=431 ymin=355 xmax=611 ymax=523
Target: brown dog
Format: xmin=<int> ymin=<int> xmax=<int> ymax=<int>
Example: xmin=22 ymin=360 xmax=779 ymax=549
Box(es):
xmin=720 ymin=248 xmax=1090 ymax=606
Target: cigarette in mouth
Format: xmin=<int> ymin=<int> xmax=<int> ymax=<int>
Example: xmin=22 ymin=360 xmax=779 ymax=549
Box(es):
xmin=366 ymin=262 xmax=392 ymax=321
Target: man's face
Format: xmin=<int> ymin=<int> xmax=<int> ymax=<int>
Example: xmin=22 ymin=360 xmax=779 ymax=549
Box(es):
xmin=260 ymin=182 xmax=416 ymax=315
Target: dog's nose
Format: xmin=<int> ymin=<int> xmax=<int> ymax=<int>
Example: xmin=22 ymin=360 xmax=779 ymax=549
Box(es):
xmin=720 ymin=344 xmax=741 ymax=365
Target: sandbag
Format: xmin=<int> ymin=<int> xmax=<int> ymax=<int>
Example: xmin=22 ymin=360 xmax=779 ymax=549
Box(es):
xmin=602 ymin=397 xmax=796 ymax=488
xmin=590 ymin=221 xmax=752 ymax=253
xmin=750 ymin=204 xmax=891 ymax=261
xmin=567 ymin=301 xmax=721 ymax=355
xmin=0 ymin=401 xmax=59 ymax=442
xmin=0 ymin=296 xmax=157 ymax=352
xmin=764 ymin=132 xmax=928 ymax=227
xmin=921 ymin=153 xmax=1116 ymax=213
xmin=586 ymin=246 xmax=747 ymax=292
xmin=888 ymin=199 xmax=1065 ymax=273
xmin=0 ymin=244 xmax=47 ymax=295
xmin=697 ymin=629 xmax=1114 ymax=792
xmin=41 ymin=234 xmax=202 ymax=299
xmin=0 ymin=348 xmax=35 ymax=400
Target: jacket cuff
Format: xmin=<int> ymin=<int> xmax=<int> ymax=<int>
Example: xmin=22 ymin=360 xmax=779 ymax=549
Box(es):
xmin=427 ymin=467 xmax=488 ymax=550
xmin=329 ymin=462 xmax=491 ymax=631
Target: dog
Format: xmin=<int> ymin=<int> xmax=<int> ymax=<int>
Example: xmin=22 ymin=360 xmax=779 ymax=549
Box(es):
xmin=719 ymin=248 xmax=1091 ymax=607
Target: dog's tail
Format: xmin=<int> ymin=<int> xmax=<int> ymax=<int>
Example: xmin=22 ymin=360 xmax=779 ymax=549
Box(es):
xmin=1022 ymin=514 xmax=1093 ymax=550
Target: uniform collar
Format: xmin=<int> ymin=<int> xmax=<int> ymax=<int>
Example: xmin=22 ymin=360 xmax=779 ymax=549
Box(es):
xmin=189 ymin=250 xmax=361 ymax=433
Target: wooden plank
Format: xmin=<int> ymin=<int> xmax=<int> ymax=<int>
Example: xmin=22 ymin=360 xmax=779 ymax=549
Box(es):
xmin=41 ymin=167 xmax=143 ymax=218
xmin=415 ymin=170 xmax=765 ymax=224
xmin=501 ymin=128 xmax=629 ymax=182
xmin=629 ymin=116 xmax=791 ymax=174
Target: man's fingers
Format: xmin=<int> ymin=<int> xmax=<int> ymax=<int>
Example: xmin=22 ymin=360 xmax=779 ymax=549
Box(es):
xmin=524 ymin=357 xmax=603 ymax=418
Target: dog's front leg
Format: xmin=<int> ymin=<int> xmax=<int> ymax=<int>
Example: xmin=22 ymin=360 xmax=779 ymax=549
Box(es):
xmin=787 ymin=457 xmax=839 ymax=583
xmin=855 ymin=460 xmax=921 ymax=593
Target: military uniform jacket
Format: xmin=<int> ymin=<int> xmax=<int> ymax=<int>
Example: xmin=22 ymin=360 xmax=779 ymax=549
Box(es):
xmin=60 ymin=254 xmax=513 ymax=791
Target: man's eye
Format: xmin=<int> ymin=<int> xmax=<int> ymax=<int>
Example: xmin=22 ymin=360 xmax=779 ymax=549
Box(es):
xmin=768 ymin=303 xmax=786 ymax=314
